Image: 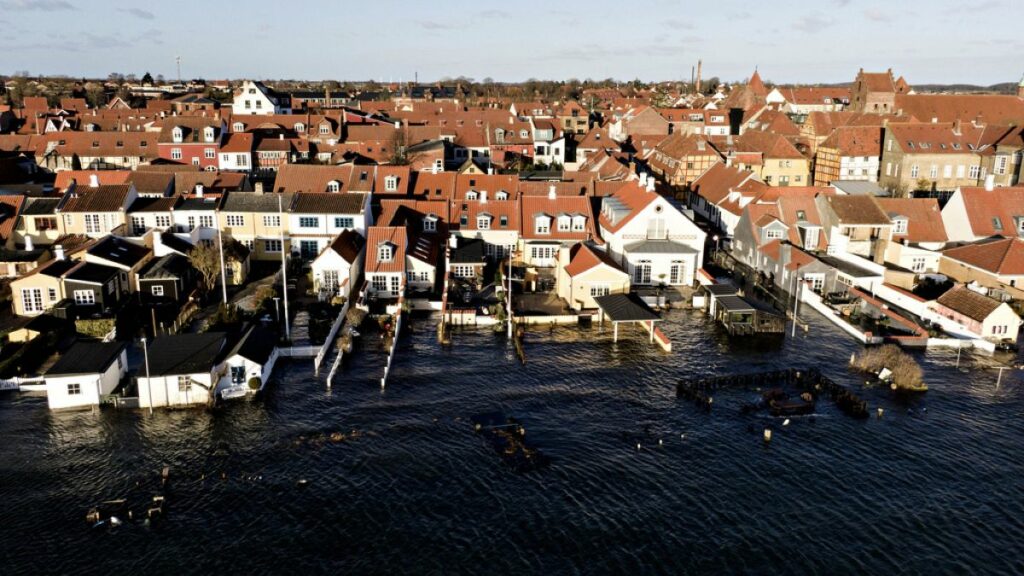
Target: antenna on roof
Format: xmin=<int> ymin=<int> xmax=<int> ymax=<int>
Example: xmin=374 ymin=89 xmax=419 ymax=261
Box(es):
xmin=176 ymin=55 xmax=181 ymax=84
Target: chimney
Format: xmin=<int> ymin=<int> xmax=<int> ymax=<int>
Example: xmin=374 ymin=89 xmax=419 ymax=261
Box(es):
xmin=279 ymin=133 xmax=284 ymax=140
xmin=985 ymin=174 xmax=995 ymax=192
xmin=548 ymin=184 xmax=557 ymax=199
xmin=196 ymin=184 xmax=204 ymax=198
xmin=646 ymin=178 xmax=656 ymax=192
xmin=952 ymin=119 xmax=961 ymax=135
xmin=24 ymin=236 xmax=33 ymax=251
xmin=54 ymin=244 xmax=65 ymax=261
xmin=480 ymin=190 xmax=488 ymax=204
xmin=487 ymin=166 xmax=494 ymax=175
xmin=448 ymin=235 xmax=458 ymax=249
xmin=431 ymin=162 xmax=440 ymax=175
xmin=508 ymin=116 xmax=513 ymax=125
xmin=254 ymin=181 xmax=264 ymax=194
xmin=394 ymin=121 xmax=401 ymax=130
xmin=89 ymin=174 xmax=99 ymax=188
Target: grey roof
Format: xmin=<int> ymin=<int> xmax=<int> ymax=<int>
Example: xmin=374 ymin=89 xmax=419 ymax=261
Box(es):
xmin=831 ymin=180 xmax=888 ymax=196
xmin=87 ymin=236 xmax=150 ymax=267
xmin=706 ymin=283 xmax=740 ymax=296
xmin=21 ymin=197 xmax=60 ymax=216
xmin=623 ymin=239 xmax=699 ymax=255
xmin=594 ymin=293 xmax=660 ymax=323
xmin=177 ymin=197 xmax=220 ymax=211
xmin=716 ymin=295 xmax=755 ymax=313
xmin=160 ymin=232 xmax=194 ymax=255
xmin=227 ymin=326 xmax=277 ymax=365
xmin=450 ymin=238 xmax=485 ymax=264
xmin=46 ymin=340 xmax=126 ymax=376
xmin=65 ymin=262 xmax=119 ymax=284
xmin=817 ymin=256 xmax=881 ymax=279
xmin=140 ymin=253 xmax=189 ymax=280
xmin=221 ymin=191 xmax=294 ymax=213
xmin=144 ymin=333 xmax=227 ymax=376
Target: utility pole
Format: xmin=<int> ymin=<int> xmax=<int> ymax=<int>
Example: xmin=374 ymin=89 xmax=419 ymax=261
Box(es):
xmin=791 ymin=274 xmax=801 ymax=337
xmin=217 ymin=225 xmax=228 ymax=305
xmin=278 ymin=194 xmax=291 ymax=341
xmin=506 ymin=251 xmax=513 ymax=338
xmin=141 ymin=337 xmax=152 ymax=416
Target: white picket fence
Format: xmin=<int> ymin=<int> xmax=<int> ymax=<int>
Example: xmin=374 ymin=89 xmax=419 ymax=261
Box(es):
xmin=0 ymin=376 xmax=45 ymax=391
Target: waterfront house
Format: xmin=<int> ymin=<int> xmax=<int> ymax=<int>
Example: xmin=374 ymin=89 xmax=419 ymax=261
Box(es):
xmin=137 ymin=332 xmax=228 ymax=409
xmin=448 ymin=237 xmax=486 ymax=287
xmin=217 ymin=325 xmax=279 ymax=399
xmin=43 ymin=340 xmax=128 ymax=410
xmin=598 ymin=178 xmax=706 ymax=287
xmin=939 ymin=237 xmax=1024 ymax=291
xmin=364 ymin=226 xmax=408 ymax=299
xmin=519 ymin=189 xmax=597 ymax=269
xmin=448 ymin=182 xmax=519 ymax=260
xmin=689 ymin=162 xmax=768 ymax=236
xmin=815 ymin=194 xmax=892 ymax=262
xmin=310 ymin=229 xmax=365 ymax=299
xmin=287 ymin=192 xmax=370 ymax=260
xmin=218 ymin=190 xmax=294 ymax=261
xmin=876 ymin=198 xmax=948 ymax=273
xmin=556 ymin=242 xmax=631 ymax=310
xmin=929 ymin=285 xmax=1021 ymax=343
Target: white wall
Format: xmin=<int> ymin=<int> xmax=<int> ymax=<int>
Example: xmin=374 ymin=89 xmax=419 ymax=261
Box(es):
xmin=138 ymin=370 xmax=217 ymax=408
xmin=45 ymin=351 xmax=126 ymax=410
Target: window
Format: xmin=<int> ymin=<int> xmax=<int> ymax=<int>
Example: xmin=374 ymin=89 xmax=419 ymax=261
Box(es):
xmin=893 ymin=219 xmax=908 ymax=234
xmin=320 ymin=123 xmax=330 ymax=135
xmin=226 ymin=215 xmax=244 ymax=227
xmin=764 ymin=228 xmax=784 ymax=240
xmin=172 ymin=127 xmax=183 ymax=142
xmin=993 ymin=217 xmax=1003 ymax=232
xmin=378 ymin=244 xmax=393 ymax=262
xmin=21 ymin=288 xmax=42 ymax=313
xmin=132 ymin=216 xmax=146 ymax=235
xmin=996 ymin=156 xmax=1009 ymax=175
xmin=233 ymin=122 xmax=244 ymax=132
xmin=968 ymin=165 xmax=981 ymax=179
xmin=263 ymin=215 xmax=281 ymax=227
xmin=67 ymin=383 xmax=81 ymax=396
xmin=264 ymin=239 xmax=282 ymax=253
xmin=334 ymin=216 xmax=354 ymax=228
xmin=171 ymin=148 xmax=182 ymax=160
xmin=326 ymin=180 xmax=340 ymax=193
xmin=178 ymin=376 xmax=192 ymax=392
xmin=84 ymin=214 xmax=102 ymax=234
xmin=943 ymin=165 xmax=952 ymax=178
xmin=530 ymin=246 xmax=556 ymax=261
xmin=231 ymin=365 xmax=246 ymax=384
xmin=535 ymin=217 xmax=550 ymax=234
xmin=423 ymin=216 xmax=437 ymax=232
xmin=911 ymin=257 xmax=927 ymax=272
xmin=237 ymin=154 xmax=248 ymax=167
xmin=572 ymin=216 xmax=586 ymax=231
xmin=452 ymin=265 xmax=475 ymax=278
xmin=910 ymin=165 xmax=919 ymax=178
xmin=407 ymin=271 xmax=430 ymax=283
xmin=477 ymin=215 xmax=491 ymax=230
xmin=299 ymin=217 xmax=319 ymax=228
xmin=389 ymin=275 xmax=401 ymax=294
xmin=255 ymin=100 xmax=262 ymax=109
xmin=73 ymin=290 xmax=95 ymax=305
xmin=47 ymin=287 xmax=57 ymax=302
xmin=500 ymin=216 xmax=508 ymax=227
xmin=371 ymin=275 xmax=388 ymax=291
xmin=149 ymin=285 xmax=165 ymax=297
xmin=384 ymin=175 xmax=398 ymax=191
xmin=496 ymin=191 xmax=509 ymax=200
xmin=192 ymin=158 xmax=201 ymax=166
xmin=929 ymin=165 xmax=938 ymax=179
xmin=590 ymin=284 xmax=610 ymax=297
xmin=155 ymin=215 xmax=171 ymax=228
xmin=465 ymin=191 xmax=478 ymax=200
xmin=205 ymin=148 xmax=215 ymax=159
xmin=633 ymin=260 xmax=652 ymax=284
xmin=669 ymin=260 xmax=687 ymax=284
xmin=36 ymin=216 xmax=57 ymax=230
xmin=956 ymin=165 xmax=966 ymax=178
xmin=199 ymin=215 xmax=214 ymax=228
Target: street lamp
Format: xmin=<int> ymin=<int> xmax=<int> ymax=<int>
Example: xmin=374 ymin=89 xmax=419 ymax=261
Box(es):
xmin=712 ymin=234 xmax=720 ymax=263
xmin=141 ymin=336 xmax=152 ymax=415
xmin=273 ymin=296 xmax=281 ymax=324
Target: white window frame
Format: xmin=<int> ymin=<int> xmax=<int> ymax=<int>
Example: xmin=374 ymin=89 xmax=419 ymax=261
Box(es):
xmin=73 ymin=289 xmax=96 ymax=305
xmin=299 ymin=217 xmax=319 ymax=228
xmin=264 ymin=239 xmax=282 ymax=253
xmin=893 ymin=219 xmax=908 ymax=234
xmin=67 ymin=383 xmax=81 ymax=395
xmin=171 ymin=148 xmax=182 ymax=161
xmin=327 ymin=180 xmax=340 ymax=193
xmin=263 ymin=215 xmax=281 ymax=227
xmin=151 ymin=285 xmax=165 ymax=297
xmin=378 ymin=245 xmax=393 ymax=262
xmin=226 ymin=214 xmax=244 ymax=227
xmin=22 ymin=288 xmax=43 ymax=313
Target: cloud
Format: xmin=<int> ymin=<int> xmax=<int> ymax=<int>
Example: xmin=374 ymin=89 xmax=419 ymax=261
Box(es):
xmin=420 ymin=20 xmax=457 ymax=30
xmin=833 ymin=0 xmax=851 ymax=6
xmin=0 ymin=0 xmax=74 ymax=10
xmin=792 ymin=14 xmax=835 ymax=32
xmin=863 ymin=9 xmax=887 ymax=22
xmin=117 ymin=7 xmax=153 ymax=20
xmin=477 ymin=9 xmax=510 ymax=18
xmin=661 ymin=18 xmax=695 ymax=29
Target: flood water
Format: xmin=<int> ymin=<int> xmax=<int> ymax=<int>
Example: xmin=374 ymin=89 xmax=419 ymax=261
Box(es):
xmin=1 ymin=309 xmax=1023 ymax=575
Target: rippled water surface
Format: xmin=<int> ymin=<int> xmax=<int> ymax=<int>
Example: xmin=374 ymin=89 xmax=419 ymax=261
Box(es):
xmin=2 ymin=309 xmax=1024 ymax=575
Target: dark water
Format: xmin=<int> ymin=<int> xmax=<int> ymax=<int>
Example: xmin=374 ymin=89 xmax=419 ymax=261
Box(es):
xmin=2 ymin=309 xmax=1024 ymax=575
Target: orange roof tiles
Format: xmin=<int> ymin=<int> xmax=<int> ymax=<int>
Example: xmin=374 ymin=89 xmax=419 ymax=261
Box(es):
xmin=942 ymin=237 xmax=1024 ymax=276
xmin=520 ymin=195 xmax=596 ymax=240
xmin=876 ymin=198 xmax=947 ymax=244
xmin=53 ymin=170 xmax=130 ymax=193
xmin=955 ymin=186 xmax=1024 ymax=237
xmin=365 ymin=226 xmax=407 ymax=274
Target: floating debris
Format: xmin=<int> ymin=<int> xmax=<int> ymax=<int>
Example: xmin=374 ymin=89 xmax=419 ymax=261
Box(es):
xmin=471 ymin=413 xmax=548 ymax=473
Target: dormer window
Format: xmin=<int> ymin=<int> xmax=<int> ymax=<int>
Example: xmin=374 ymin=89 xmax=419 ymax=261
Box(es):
xmin=466 ymin=190 xmax=478 ymax=200
xmin=172 ymin=127 xmax=183 ymax=143
xmin=520 ymin=130 xmax=529 ymax=139
xmin=423 ymin=215 xmax=437 ymax=232
xmin=477 ymin=214 xmax=491 ymax=230
xmin=796 ymin=210 xmax=806 ymax=221
xmin=326 ymin=180 xmax=340 ymax=193
xmin=572 ymin=215 xmax=586 ymax=231
xmin=495 ymin=190 xmax=509 ymax=200
xmin=319 ymin=123 xmax=330 ymax=135
xmin=294 ymin=122 xmax=305 ymax=133
xmin=557 ymin=215 xmax=571 ymax=232
xmin=203 ymin=126 xmax=215 ymax=143
xmin=378 ymin=244 xmax=394 ymax=262
xmin=993 ymin=217 xmax=1003 ymax=232
xmin=385 ymin=175 xmax=398 ymax=192
xmin=892 ymin=218 xmax=908 ymax=234
xmin=535 ymin=215 xmax=551 ymax=235
xmin=233 ymin=122 xmax=244 ymax=132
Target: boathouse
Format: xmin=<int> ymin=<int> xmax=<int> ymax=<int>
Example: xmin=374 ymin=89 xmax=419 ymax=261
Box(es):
xmin=704 ymin=284 xmax=785 ymax=336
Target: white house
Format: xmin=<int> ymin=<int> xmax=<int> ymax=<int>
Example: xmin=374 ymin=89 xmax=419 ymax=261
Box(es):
xmin=940 ymin=183 xmax=1024 ymax=243
xmin=556 ymin=243 xmax=631 ymax=310
xmin=365 ymin=226 xmax=408 ymax=299
xmin=217 ymin=326 xmax=279 ymax=400
xmin=288 ymin=192 xmax=370 ymax=260
xmin=311 ymin=229 xmax=365 ymax=298
xmin=43 ymin=341 xmax=128 ymax=410
xmin=231 ymin=80 xmax=290 ymax=116
xmin=599 ymin=178 xmax=707 ymax=286
xmin=137 ymin=333 xmax=227 ymax=409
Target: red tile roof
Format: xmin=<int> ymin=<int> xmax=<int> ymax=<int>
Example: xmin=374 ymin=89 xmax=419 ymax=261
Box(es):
xmin=598 ymin=180 xmax=660 ymax=233
xmin=365 ymin=226 xmax=407 ymax=274
xmin=942 ymin=237 xmax=1024 ymax=276
xmin=955 ymin=186 xmax=1024 ymax=238
xmin=564 ymin=243 xmax=625 ymax=277
xmin=53 ymin=170 xmax=130 ymax=193
xmin=60 ymin=184 xmax=132 ymax=213
xmin=876 ymin=198 xmax=947 ymax=243
xmin=520 ymin=195 xmax=596 ymax=240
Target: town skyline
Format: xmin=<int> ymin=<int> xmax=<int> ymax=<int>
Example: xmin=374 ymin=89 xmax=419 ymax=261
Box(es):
xmin=1 ymin=0 xmax=1022 ymax=85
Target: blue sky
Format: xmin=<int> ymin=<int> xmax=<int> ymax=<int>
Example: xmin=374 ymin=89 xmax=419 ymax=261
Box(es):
xmin=0 ymin=0 xmax=1021 ymax=85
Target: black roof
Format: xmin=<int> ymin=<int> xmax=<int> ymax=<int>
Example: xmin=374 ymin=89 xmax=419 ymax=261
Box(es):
xmin=159 ymin=232 xmax=194 ymax=255
xmin=65 ymin=262 xmax=120 ymax=284
xmin=227 ymin=326 xmax=277 ymax=364
xmin=144 ymin=333 xmax=226 ymax=376
xmin=140 ymin=253 xmax=190 ymax=280
xmin=38 ymin=258 xmax=78 ymax=277
xmin=87 ymin=236 xmax=150 ymax=268
xmin=46 ymin=340 xmax=126 ymax=376
xmin=450 ymin=238 xmax=485 ymax=264
xmin=21 ymin=197 xmax=59 ymax=215
xmin=177 ymin=197 xmax=221 ymax=211
xmin=593 ymin=293 xmax=660 ymax=323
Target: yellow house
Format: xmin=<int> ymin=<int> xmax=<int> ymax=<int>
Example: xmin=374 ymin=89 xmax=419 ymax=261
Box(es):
xmin=10 ymin=258 xmax=74 ymax=316
xmin=219 ymin=191 xmax=294 ymax=261
xmin=556 ymin=243 xmax=631 ymax=310
xmin=56 ymin=181 xmax=137 ymax=238
xmin=13 ymin=197 xmax=62 ymax=248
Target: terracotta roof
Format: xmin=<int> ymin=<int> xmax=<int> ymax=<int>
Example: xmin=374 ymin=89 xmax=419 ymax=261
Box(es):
xmin=365 ymin=226 xmax=406 ymax=273
xmin=520 ymin=195 xmax=596 ymax=240
xmin=326 ymin=229 xmax=365 ymax=263
xmin=410 ymin=171 xmax=457 ymax=200
xmin=819 ymin=126 xmax=882 ymax=157
xmin=942 ymin=237 xmax=1024 ymax=275
xmin=564 ymin=243 xmax=625 ymax=277
xmin=887 ymin=121 xmax=1005 ymax=155
xmin=935 ymin=286 xmax=1002 ymax=322
xmin=373 ymin=166 xmax=412 ymax=196
xmin=450 ymin=197 xmax=518 ymax=232
xmin=895 ymin=94 xmax=1024 ymax=125
xmin=42 ymin=132 xmax=157 ymax=161
xmin=379 ymin=199 xmax=448 ymax=228
xmin=220 ymin=133 xmax=254 ymax=153
xmin=174 ymin=172 xmax=248 ymax=195
xmin=60 ymin=184 xmax=131 ymax=213
xmin=0 ymin=194 xmax=25 ymax=241
xmin=273 ymin=164 xmax=357 ymax=194
xmin=291 ymin=192 xmax=366 ymax=214
xmin=955 ymin=186 xmax=1024 ymax=238
xmin=859 ymin=71 xmax=895 ymax=93
xmin=598 ymin=180 xmax=660 ymax=233
xmin=126 ymin=171 xmax=174 ymax=195
xmin=53 ymin=170 xmax=130 ymax=193
xmin=690 ymin=163 xmax=766 ymax=211
xmin=748 ymin=70 xmax=768 ymax=97
xmin=876 ymin=198 xmax=947 ymax=243
xmin=454 ymin=174 xmax=519 ymax=200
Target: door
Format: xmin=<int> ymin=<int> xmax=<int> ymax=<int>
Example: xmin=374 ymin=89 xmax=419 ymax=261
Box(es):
xmin=634 ymin=261 xmax=652 ymax=284
xmin=669 ymin=260 xmax=687 ymax=285
xmin=300 ymin=240 xmax=319 ymax=260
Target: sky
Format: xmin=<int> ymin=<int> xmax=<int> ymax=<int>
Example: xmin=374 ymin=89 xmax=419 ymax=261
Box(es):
xmin=0 ymin=0 xmax=1021 ymax=86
